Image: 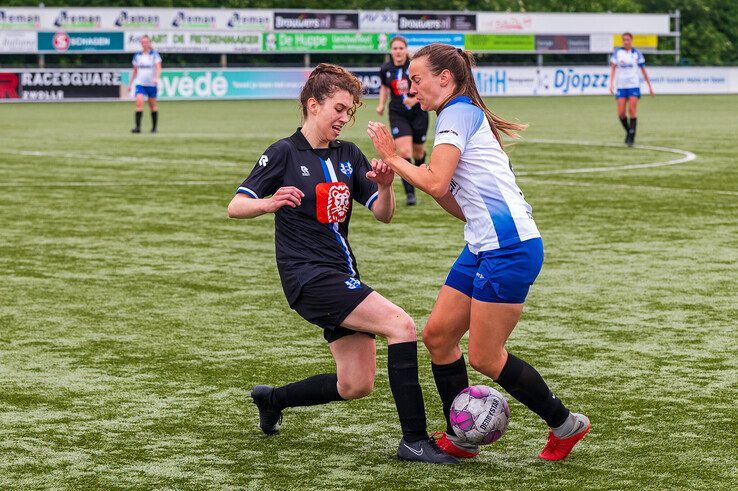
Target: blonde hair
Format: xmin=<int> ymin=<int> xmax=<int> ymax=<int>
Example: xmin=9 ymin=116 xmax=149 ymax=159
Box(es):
xmin=413 ymin=43 xmax=527 ymax=149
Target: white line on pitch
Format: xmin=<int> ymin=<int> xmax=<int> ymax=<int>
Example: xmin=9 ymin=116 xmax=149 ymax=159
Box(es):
xmin=515 ymin=139 xmax=696 ymax=175
xmin=519 ymin=178 xmax=738 ymax=197
xmin=0 ymin=149 xmax=243 ymax=167
xmin=0 ymin=180 xmax=230 ymax=188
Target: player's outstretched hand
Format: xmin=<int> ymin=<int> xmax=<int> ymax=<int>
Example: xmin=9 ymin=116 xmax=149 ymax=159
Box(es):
xmin=265 ymin=186 xmax=304 ymax=212
xmin=366 ymin=159 xmax=394 ymax=187
xmin=367 ymin=121 xmax=397 ymax=161
xmin=375 ymin=105 xmax=384 ymax=116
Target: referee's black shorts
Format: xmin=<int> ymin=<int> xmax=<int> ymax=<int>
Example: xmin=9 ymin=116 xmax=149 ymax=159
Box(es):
xmin=389 ymin=109 xmax=429 ymax=145
xmin=290 ymin=272 xmax=375 ymax=343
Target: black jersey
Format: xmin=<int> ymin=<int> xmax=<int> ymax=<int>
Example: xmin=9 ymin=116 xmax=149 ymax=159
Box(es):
xmin=237 ymin=129 xmax=379 ymax=304
xmin=379 ymin=60 xmax=422 ymax=114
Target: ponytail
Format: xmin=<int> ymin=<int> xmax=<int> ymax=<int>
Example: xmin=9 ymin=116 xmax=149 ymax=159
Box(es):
xmin=458 ymin=50 xmax=527 ymax=149
xmin=413 ymin=44 xmax=527 ymax=150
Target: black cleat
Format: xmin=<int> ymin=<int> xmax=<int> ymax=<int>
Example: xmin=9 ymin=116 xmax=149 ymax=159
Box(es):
xmin=396 ymin=437 xmax=459 ymax=464
xmin=625 ymin=132 xmax=634 ymax=147
xmin=131 ymin=128 xmax=141 ymax=133
xmin=406 ymin=192 xmax=417 ymax=206
xmin=250 ymin=385 xmax=282 ymax=435
xmin=150 ymin=128 xmax=157 ymax=134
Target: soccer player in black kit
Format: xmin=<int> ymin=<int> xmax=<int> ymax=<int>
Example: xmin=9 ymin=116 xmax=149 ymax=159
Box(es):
xmin=376 ymin=36 xmax=429 ymax=206
xmin=227 ymin=64 xmax=457 ymax=464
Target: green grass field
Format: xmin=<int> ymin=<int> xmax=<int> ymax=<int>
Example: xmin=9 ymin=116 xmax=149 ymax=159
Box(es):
xmin=1 ymin=95 xmax=736 ymax=489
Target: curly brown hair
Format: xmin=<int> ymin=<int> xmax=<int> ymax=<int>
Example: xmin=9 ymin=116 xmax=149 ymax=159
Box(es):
xmin=299 ymin=63 xmax=363 ymax=123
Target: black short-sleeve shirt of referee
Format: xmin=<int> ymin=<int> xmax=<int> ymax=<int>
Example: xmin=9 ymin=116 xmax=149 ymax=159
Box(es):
xmin=236 ymin=128 xmax=379 ymax=305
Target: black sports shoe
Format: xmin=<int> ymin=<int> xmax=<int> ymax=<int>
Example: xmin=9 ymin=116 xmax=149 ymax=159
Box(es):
xmin=150 ymin=128 xmax=157 ymax=134
xmin=131 ymin=128 xmax=141 ymax=133
xmin=625 ymin=132 xmax=634 ymax=147
xmin=406 ymin=192 xmax=417 ymax=206
xmin=396 ymin=437 xmax=459 ymax=464
xmin=250 ymin=385 xmax=282 ymax=435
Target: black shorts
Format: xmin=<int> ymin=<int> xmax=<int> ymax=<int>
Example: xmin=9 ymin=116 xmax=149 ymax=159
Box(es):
xmin=290 ymin=272 xmax=375 ymax=343
xmin=389 ymin=110 xmax=429 ymax=144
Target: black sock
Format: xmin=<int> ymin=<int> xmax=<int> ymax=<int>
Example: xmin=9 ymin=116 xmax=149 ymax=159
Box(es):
xmin=414 ymin=153 xmax=426 ymax=167
xmin=431 ymin=355 xmax=469 ymax=435
xmin=387 ymin=342 xmax=428 ymax=442
xmin=271 ymin=373 xmax=344 ymax=411
xmin=494 ymin=352 xmax=569 ymax=428
xmin=401 ymin=178 xmax=414 ymax=195
xmin=134 ymin=111 xmax=142 ymax=130
xmin=151 ymin=111 xmax=158 ymax=131
xmin=629 ymin=117 xmax=637 ymax=136
xmin=619 ymin=116 xmax=629 ymax=132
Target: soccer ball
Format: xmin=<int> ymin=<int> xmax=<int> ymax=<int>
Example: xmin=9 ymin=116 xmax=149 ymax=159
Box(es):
xmin=450 ymin=385 xmax=510 ymax=445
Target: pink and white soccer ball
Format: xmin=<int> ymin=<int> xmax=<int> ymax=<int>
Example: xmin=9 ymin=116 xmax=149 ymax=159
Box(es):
xmin=450 ymin=385 xmax=510 ymax=445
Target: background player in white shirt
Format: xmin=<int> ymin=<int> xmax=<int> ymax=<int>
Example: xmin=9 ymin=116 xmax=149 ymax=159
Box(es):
xmin=128 ymin=35 xmax=162 ymax=133
xmin=609 ymin=32 xmax=654 ymax=146
xmin=368 ymin=43 xmax=589 ymax=462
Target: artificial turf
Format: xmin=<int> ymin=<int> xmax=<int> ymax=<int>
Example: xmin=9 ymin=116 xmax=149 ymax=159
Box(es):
xmin=0 ymin=95 xmax=736 ymax=489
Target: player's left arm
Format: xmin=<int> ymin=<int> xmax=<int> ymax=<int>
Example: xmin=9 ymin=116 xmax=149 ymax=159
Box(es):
xmin=368 ymin=120 xmax=459 ymax=199
xmin=641 ymin=66 xmax=654 ymax=96
xmin=365 ymin=159 xmax=395 ymax=223
xmin=155 ymin=62 xmax=162 ymax=86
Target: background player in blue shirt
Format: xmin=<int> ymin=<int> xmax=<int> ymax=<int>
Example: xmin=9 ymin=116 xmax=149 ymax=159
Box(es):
xmin=227 ymin=64 xmax=457 ymax=464
xmin=609 ymin=32 xmax=655 ymax=146
xmin=128 ymin=35 xmax=162 ymax=133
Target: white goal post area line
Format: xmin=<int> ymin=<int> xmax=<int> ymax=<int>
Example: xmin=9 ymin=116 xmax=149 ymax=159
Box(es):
xmin=2 ymin=140 xmax=728 ymax=196
xmin=514 ymin=139 xmax=696 ymax=175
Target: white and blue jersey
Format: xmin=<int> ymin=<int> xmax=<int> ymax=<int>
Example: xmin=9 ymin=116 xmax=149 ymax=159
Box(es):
xmin=610 ymin=47 xmax=645 ymax=89
xmin=434 ymin=96 xmax=540 ymax=254
xmin=132 ymin=50 xmax=161 ymax=87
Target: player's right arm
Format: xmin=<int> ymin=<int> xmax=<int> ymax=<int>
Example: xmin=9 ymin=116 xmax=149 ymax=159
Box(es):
xmin=129 ymin=67 xmax=138 ymax=92
xmin=228 ymin=142 xmax=297 ymax=219
xmin=608 ymin=63 xmax=616 ymax=94
xmin=228 ymin=187 xmax=304 ymax=219
xmin=376 ymin=85 xmax=388 ymax=116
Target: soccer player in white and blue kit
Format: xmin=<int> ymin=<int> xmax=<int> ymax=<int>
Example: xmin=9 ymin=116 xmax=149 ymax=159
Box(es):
xmin=609 ymin=32 xmax=654 ymax=146
xmin=368 ymin=43 xmax=590 ymax=461
xmin=128 ymin=35 xmax=161 ymax=133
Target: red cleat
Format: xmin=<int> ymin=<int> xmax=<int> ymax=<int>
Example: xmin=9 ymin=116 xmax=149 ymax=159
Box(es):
xmin=538 ymin=417 xmax=591 ymax=461
xmin=432 ymin=432 xmax=480 ymax=459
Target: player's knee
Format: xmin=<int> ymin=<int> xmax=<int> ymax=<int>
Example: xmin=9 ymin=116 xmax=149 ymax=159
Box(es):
xmin=469 ymin=348 xmax=506 ymax=379
xmin=339 ymin=378 xmax=374 ymax=400
xmin=422 ymin=321 xmax=445 ymax=354
xmin=389 ymin=309 xmax=417 ymax=342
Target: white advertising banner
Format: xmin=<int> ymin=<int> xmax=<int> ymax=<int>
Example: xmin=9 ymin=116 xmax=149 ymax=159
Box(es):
xmin=477 ymin=13 xmax=670 ymax=35
xmin=359 ymin=10 xmax=398 ymax=32
xmin=31 ymin=8 xmax=271 ymax=31
xmin=473 ymin=66 xmax=737 ymax=96
xmin=0 ymin=30 xmax=36 ymax=53
xmin=125 ymin=31 xmax=262 ymax=53
xmin=0 ymin=8 xmax=42 ymax=30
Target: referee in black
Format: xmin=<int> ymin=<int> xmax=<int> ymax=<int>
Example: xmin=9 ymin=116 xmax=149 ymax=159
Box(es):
xmin=376 ymin=36 xmax=429 ymax=206
xmin=228 ymin=64 xmax=457 ymax=464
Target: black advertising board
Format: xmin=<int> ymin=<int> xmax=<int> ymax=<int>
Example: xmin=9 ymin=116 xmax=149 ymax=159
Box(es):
xmin=274 ymin=12 xmax=359 ymax=30
xmin=18 ymin=71 xmax=122 ymax=100
xmin=350 ymin=69 xmax=382 ymax=96
xmin=397 ymin=13 xmax=476 ymax=31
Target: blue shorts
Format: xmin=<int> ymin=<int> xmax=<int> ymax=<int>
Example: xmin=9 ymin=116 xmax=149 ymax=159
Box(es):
xmin=616 ymin=87 xmax=641 ymax=99
xmin=135 ymin=85 xmax=157 ymax=99
xmin=444 ymin=238 xmax=544 ymax=304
